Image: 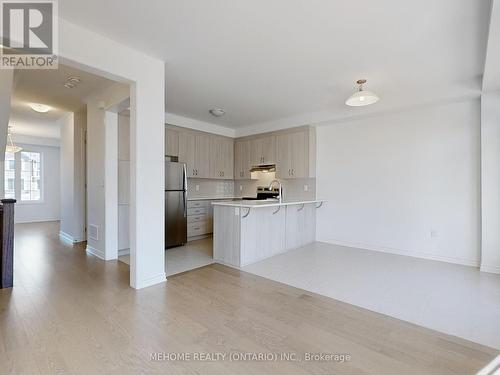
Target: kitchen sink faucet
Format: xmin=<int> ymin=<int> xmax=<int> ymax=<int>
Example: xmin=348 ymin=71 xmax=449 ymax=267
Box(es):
xmin=268 ymin=179 xmax=283 ymax=204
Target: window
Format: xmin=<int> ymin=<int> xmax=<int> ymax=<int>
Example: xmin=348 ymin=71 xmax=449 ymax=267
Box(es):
xmin=4 ymin=151 xmax=42 ymax=202
xmin=4 ymin=152 xmax=15 ymax=199
xmin=20 ymin=151 xmax=41 ymax=201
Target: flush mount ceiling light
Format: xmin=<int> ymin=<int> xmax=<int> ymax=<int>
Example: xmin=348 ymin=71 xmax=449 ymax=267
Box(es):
xmin=345 ymin=79 xmax=379 ymax=107
xmin=6 ymin=126 xmax=22 ymax=153
xmin=30 ymin=103 xmax=51 ymax=113
xmin=64 ymin=76 xmax=81 ymax=89
xmin=209 ymin=108 xmax=226 ymax=117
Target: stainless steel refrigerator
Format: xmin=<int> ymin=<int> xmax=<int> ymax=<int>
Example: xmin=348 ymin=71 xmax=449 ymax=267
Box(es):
xmin=165 ymin=159 xmax=187 ymax=248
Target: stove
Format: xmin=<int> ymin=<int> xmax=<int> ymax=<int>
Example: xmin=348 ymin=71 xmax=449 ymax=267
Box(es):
xmin=242 ymin=186 xmax=280 ymax=201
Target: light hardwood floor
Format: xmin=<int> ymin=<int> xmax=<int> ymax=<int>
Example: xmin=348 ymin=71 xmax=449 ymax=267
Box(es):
xmin=1 ymin=221 xmax=498 ymax=374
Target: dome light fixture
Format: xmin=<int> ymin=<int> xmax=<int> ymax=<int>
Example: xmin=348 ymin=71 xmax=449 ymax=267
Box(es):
xmin=209 ymin=108 xmax=226 ymax=117
xmin=345 ymin=79 xmax=379 ymax=107
xmin=30 ymin=103 xmax=52 ymax=113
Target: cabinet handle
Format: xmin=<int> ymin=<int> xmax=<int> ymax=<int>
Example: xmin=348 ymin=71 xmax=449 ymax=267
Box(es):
xmin=292 ymin=169 xmax=295 ymax=176
xmin=288 ymin=169 xmax=291 ymax=175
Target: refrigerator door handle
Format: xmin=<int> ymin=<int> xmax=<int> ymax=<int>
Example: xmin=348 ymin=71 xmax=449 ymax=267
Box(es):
xmin=183 ymin=163 xmax=188 ymax=218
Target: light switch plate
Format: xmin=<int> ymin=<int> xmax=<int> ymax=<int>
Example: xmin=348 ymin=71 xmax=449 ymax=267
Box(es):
xmin=304 ymin=185 xmax=309 ymax=192
xmin=195 ymin=185 xmax=200 ymax=191
xmin=239 ymin=185 xmax=243 ymax=191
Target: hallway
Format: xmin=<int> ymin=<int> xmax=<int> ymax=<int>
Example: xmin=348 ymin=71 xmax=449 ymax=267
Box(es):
xmin=1 ymin=222 xmax=498 ymax=374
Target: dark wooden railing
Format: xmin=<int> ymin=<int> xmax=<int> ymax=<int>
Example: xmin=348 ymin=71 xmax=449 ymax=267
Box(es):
xmin=0 ymin=199 xmax=16 ymax=289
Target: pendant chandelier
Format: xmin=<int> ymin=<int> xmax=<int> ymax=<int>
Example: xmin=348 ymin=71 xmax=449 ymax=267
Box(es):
xmin=6 ymin=126 xmax=22 ymax=153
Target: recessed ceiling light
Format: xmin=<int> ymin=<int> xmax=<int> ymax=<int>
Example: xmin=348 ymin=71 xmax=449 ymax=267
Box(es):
xmin=30 ymin=103 xmax=51 ymax=113
xmin=209 ymin=108 xmax=226 ymax=117
xmin=345 ymin=79 xmax=379 ymax=107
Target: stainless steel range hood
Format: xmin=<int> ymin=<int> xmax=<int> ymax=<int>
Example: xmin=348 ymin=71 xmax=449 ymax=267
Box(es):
xmin=249 ymin=164 xmax=276 ymax=173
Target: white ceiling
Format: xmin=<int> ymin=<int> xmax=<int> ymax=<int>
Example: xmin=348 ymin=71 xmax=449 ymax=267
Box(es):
xmin=10 ymin=64 xmax=115 ymax=138
xmin=59 ymin=0 xmax=491 ymax=129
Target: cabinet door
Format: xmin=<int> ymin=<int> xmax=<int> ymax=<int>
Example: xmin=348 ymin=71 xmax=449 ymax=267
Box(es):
xmin=261 ymin=135 xmax=276 ymax=164
xmin=241 ymin=140 xmax=252 ymax=179
xmin=178 ymin=131 xmax=196 ymax=177
xmin=195 ymin=134 xmax=211 ymax=178
xmin=250 ymin=138 xmax=263 ymax=165
xmin=165 ymin=128 xmax=179 ymax=157
xmin=290 ymin=131 xmax=309 ymax=178
xmin=234 ymin=141 xmax=244 ymax=180
xmin=276 ymin=133 xmax=292 ymax=178
xmin=222 ymin=138 xmax=234 ymax=179
xmin=210 ymin=136 xmax=221 ymax=178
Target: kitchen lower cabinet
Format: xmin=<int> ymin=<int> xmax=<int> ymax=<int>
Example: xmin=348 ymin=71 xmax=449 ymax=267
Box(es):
xmin=186 ymin=199 xmax=217 ymax=240
xmin=213 ymin=202 xmax=318 ymax=267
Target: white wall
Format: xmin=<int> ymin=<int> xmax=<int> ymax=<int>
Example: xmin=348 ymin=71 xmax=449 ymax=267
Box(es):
xmin=481 ymin=91 xmax=500 ymax=274
xmin=60 ymin=111 xmax=86 ymax=242
xmin=14 ymin=141 xmax=61 ymax=224
xmin=85 ymin=84 xmax=129 ymax=260
xmin=58 ymin=18 xmax=166 ymax=289
xmin=0 ymin=70 xmax=14 ymax=197
xmin=316 ymin=99 xmax=481 ymax=266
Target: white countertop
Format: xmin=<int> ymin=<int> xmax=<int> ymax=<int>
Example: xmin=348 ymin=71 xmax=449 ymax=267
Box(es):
xmin=211 ymin=199 xmax=325 ymax=208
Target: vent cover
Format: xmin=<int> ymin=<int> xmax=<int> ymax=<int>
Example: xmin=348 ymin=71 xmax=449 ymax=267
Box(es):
xmin=88 ymin=224 xmax=99 ymax=240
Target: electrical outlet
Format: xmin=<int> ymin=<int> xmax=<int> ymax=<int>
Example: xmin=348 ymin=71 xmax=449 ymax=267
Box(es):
xmin=304 ymin=185 xmax=309 ymax=192
xmin=195 ymin=185 xmax=200 ymax=191
xmin=239 ymin=185 xmax=243 ymax=191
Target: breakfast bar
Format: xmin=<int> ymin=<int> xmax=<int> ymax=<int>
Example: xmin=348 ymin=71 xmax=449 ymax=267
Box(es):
xmin=212 ymin=199 xmax=324 ymax=267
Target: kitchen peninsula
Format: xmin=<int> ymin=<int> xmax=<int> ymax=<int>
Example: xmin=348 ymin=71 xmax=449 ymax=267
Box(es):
xmin=213 ymin=199 xmax=324 ymax=267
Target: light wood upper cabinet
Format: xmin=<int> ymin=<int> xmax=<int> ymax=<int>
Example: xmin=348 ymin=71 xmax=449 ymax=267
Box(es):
xmin=276 ymin=133 xmax=292 ymax=178
xmin=234 ymin=140 xmax=252 ymax=180
xmin=251 ymin=135 xmax=276 ymax=165
xmin=178 ymin=130 xmax=196 ymax=177
xmin=210 ymin=136 xmax=234 ymax=179
xmin=178 ymin=130 xmax=211 ymax=178
xmin=276 ymin=129 xmax=313 ymax=179
xmin=195 ymin=134 xmax=211 ymax=178
xmin=176 ymin=125 xmax=314 ymax=180
xmin=165 ymin=127 xmax=179 ymax=157
xmin=291 ymin=131 xmax=309 ymax=178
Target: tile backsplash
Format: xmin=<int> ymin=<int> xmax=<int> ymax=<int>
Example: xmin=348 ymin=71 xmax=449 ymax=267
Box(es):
xmin=187 ymin=179 xmax=235 ymax=198
xmin=188 ymin=173 xmax=316 ymax=201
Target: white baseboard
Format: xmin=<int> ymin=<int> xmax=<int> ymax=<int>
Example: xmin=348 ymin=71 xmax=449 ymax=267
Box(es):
xmin=86 ymin=245 xmax=106 ymax=260
xmin=480 ymin=264 xmax=500 ymax=275
xmin=15 ymin=218 xmax=60 ymax=224
xmin=320 ymin=239 xmax=480 ymax=268
xmin=133 ymin=273 xmax=167 ymax=289
xmin=118 ymin=248 xmax=130 ymax=257
xmin=59 ymin=231 xmax=86 ymax=244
